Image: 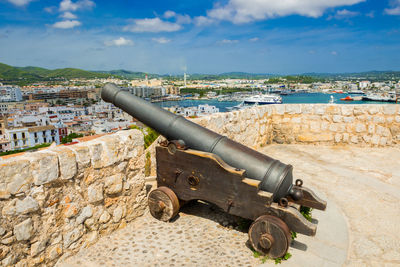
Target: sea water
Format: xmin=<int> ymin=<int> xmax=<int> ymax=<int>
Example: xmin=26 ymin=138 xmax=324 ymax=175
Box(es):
xmin=155 ymin=93 xmax=397 ymax=112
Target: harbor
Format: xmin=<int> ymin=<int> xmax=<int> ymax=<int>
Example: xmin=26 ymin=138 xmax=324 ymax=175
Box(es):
xmin=155 ymin=92 xmax=399 ymax=113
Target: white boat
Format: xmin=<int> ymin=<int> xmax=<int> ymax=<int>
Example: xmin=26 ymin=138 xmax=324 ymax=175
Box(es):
xmin=348 ymin=90 xmax=365 ymax=95
xmin=362 ymin=93 xmax=397 ymax=102
xmin=243 ymin=94 xmax=282 ymax=105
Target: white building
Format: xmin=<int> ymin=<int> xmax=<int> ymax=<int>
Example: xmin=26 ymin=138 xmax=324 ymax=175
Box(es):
xmin=359 ymin=81 xmax=371 ymax=89
xmin=0 ymin=86 xmax=23 ymax=102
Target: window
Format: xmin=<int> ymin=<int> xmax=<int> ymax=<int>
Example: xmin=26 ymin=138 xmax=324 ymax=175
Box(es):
xmin=22 ymin=132 xmax=25 ymax=139
xmin=13 ymin=133 xmax=17 ymax=140
xmin=34 ymin=132 xmax=37 ymax=138
xmin=14 ymin=141 xmax=17 ymax=147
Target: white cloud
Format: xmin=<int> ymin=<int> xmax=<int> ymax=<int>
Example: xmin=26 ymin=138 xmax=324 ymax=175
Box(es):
xmin=331 ymin=51 xmax=338 ymax=56
xmin=365 ymin=11 xmax=375 ymax=18
xmin=44 ymin=6 xmax=57 ymax=13
xmin=104 ymin=37 xmax=134 ymax=47
xmin=6 ymin=0 xmax=34 ymax=7
xmin=385 ymin=0 xmax=400 ymax=15
xmin=249 ymin=37 xmax=259 ymax=42
xmin=176 ymin=14 xmax=192 ymax=24
xmin=59 ymin=0 xmax=95 ymax=12
xmin=194 ymin=16 xmax=215 ymax=26
xmin=61 ymin=12 xmax=78 ymax=19
xmin=53 ymin=20 xmax=82 ymax=29
xmin=164 ymin=10 xmax=176 ymax=19
xmin=205 ymin=0 xmax=365 ymax=24
xmin=152 ymin=37 xmax=171 ymax=44
xmin=218 ymin=39 xmax=239 ymax=44
xmin=328 ymin=9 xmax=359 ymax=20
xmin=123 ymin=18 xmax=182 ymax=33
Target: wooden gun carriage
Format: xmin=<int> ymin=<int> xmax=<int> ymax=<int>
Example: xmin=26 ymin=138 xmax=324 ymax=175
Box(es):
xmin=102 ymin=84 xmax=327 ymax=258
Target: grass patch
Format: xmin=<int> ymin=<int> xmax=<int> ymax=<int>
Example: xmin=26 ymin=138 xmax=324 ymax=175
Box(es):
xmin=252 ymin=250 xmax=292 ymax=264
xmin=130 ymin=125 xmax=160 ymax=149
xmin=300 ymin=206 xmax=313 ymax=222
xmin=0 ymin=143 xmax=51 ymax=156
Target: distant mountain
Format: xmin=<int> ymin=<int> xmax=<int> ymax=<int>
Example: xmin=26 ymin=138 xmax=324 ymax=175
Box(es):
xmin=1 ymin=61 xmax=399 ymax=83
xmin=302 ymin=71 xmax=400 ymax=81
xmin=0 ymin=62 xmax=113 ymax=83
xmin=95 ymin=69 xmax=160 ymax=79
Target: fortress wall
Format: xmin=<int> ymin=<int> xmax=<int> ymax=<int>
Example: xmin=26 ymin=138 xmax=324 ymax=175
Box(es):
xmin=193 ymin=104 xmax=400 ymax=148
xmin=1 ymin=104 xmax=399 ymax=266
xmin=0 ymin=130 xmax=147 ymax=266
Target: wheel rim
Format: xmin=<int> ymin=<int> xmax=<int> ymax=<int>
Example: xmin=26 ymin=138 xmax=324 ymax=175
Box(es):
xmin=248 ymin=215 xmax=291 ymax=258
xmin=148 ymin=186 xmax=180 ymax=222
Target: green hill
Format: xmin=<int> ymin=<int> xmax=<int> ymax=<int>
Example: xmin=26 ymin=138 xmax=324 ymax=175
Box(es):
xmin=95 ymin=69 xmax=160 ymax=79
xmin=0 ymin=62 xmax=113 ymax=83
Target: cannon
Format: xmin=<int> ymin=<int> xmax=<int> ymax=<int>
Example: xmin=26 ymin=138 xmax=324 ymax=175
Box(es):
xmin=102 ymin=83 xmax=327 ymax=258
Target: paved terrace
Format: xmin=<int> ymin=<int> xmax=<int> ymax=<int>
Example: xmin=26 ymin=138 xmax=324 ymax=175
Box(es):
xmin=57 ymin=144 xmax=400 ymax=267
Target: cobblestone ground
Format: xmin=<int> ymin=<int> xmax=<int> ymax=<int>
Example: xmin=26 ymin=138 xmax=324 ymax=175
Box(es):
xmin=57 ymin=145 xmax=400 ymax=267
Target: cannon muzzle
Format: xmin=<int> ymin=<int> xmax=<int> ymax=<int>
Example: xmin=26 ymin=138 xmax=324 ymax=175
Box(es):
xmin=102 ymin=83 xmax=303 ymax=202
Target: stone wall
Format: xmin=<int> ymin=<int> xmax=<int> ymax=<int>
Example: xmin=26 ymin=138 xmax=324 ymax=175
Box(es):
xmin=193 ymin=104 xmax=400 ymax=148
xmin=0 ymin=130 xmax=147 ymax=266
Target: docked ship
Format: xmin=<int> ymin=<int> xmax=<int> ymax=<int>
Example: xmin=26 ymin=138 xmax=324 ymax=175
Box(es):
xmin=243 ymin=94 xmax=282 ymax=105
xmin=347 ymin=90 xmax=365 ymax=95
xmin=362 ymin=92 xmax=398 ymax=102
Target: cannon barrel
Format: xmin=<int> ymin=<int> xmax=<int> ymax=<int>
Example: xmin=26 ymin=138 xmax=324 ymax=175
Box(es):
xmin=102 ymin=83 xmax=301 ymax=202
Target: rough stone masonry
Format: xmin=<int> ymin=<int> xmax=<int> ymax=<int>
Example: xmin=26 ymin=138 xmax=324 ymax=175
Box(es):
xmin=0 ymin=129 xmax=147 ymax=266
xmin=0 ymin=104 xmax=400 ymax=266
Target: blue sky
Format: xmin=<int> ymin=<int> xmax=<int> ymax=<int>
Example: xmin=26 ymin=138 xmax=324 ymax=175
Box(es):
xmin=0 ymin=0 xmax=399 ymax=74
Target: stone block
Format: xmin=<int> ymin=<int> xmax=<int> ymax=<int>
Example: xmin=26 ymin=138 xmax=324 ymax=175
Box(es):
xmin=69 ymin=144 xmax=91 ymax=169
xmin=29 ymin=152 xmax=59 ymax=186
xmin=63 ymin=203 xmax=79 ymax=218
xmin=373 ymin=116 xmax=385 ymax=124
xmin=31 ymin=237 xmax=49 ymax=257
xmin=87 ymin=184 xmax=104 ymax=204
xmin=376 ymin=125 xmax=390 ymax=137
xmin=368 ymin=124 xmax=375 ymax=134
xmin=115 ymin=130 xmax=144 ymax=160
xmin=50 ymin=147 xmax=77 ymax=180
xmin=350 ymin=136 xmax=359 ymax=144
xmin=334 ymin=133 xmax=342 ymax=143
xmin=105 ymin=173 xmax=123 ymax=195
xmin=14 ymin=218 xmax=34 ymax=241
xmin=332 ymin=115 xmax=342 ymax=123
xmin=99 ymin=211 xmax=111 ymax=224
xmin=367 ymin=106 xmax=380 ymax=115
xmin=353 ymin=107 xmax=365 ymax=116
xmin=309 ymin=121 xmax=320 ymax=133
xmin=0 ymin=157 xmax=32 ymax=195
xmin=299 ymin=105 xmax=311 ymax=114
xmin=47 ymin=244 xmax=63 ymax=261
xmin=63 ymin=225 xmax=84 ymax=248
xmin=343 ymin=133 xmax=349 ymax=143
xmin=343 ymin=116 xmax=354 ymax=123
xmin=395 ymin=116 xmax=400 ymax=123
xmin=329 ymin=124 xmax=338 ymax=132
xmin=383 ymin=105 xmax=397 ymax=115
xmin=362 ymin=135 xmax=371 ymax=143
xmin=285 ymin=105 xmax=301 ymax=114
xmin=87 ymin=140 xmax=105 ymax=169
xmin=355 ymin=123 xmax=367 ymax=133
xmin=15 ymin=196 xmax=39 ymax=215
xmin=341 ymin=106 xmax=353 ymax=116
xmin=113 ymin=206 xmax=123 ymax=223
xmin=273 ymin=105 xmax=285 ymax=115
xmin=379 ymin=137 xmax=387 ymax=146
xmin=371 ymin=135 xmax=380 ymax=145
xmin=76 ymin=206 xmax=93 ymax=225
xmin=314 ymin=105 xmax=326 ymax=115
